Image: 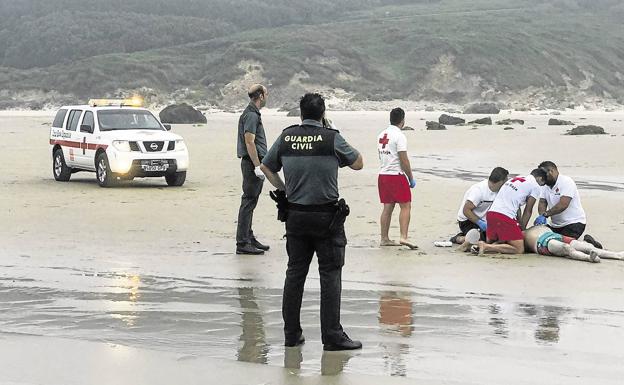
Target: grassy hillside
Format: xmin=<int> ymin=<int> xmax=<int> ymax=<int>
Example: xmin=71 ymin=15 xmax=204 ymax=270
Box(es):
xmin=1 ymin=0 xmax=623 ymax=108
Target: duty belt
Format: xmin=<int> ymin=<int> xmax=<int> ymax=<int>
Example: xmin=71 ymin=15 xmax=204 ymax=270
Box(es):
xmin=287 ymin=202 xmax=338 ymax=213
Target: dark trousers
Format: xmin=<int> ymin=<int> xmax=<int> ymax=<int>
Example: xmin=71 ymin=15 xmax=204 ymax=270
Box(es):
xmin=549 ymin=222 xmax=586 ymax=239
xmin=283 ymin=210 xmax=347 ymax=345
xmin=458 ymin=220 xmax=486 ymax=241
xmin=236 ymin=158 xmax=264 ymax=246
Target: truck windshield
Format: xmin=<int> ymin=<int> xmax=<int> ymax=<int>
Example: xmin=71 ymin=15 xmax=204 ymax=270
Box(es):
xmin=98 ymin=109 xmax=163 ymax=131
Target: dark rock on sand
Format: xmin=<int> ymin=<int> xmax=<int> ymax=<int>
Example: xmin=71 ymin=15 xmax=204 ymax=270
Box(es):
xmin=503 ymin=126 xmax=514 ymax=130
xmin=159 ymin=103 xmax=207 ymax=124
xmin=566 ymin=125 xmax=607 ymax=135
xmin=438 ymin=114 xmax=465 ymax=125
xmin=464 ymin=103 xmax=500 ymax=114
xmin=426 ymin=121 xmax=446 ymax=130
xmin=527 ymin=126 xmax=537 ymax=130
xmin=548 ymin=118 xmax=574 ymax=126
xmin=402 ymin=126 xmax=415 ymax=131
xmin=287 ymin=108 xmax=300 ymax=117
xmin=496 ymin=119 xmax=525 ymax=125
xmin=468 ymin=117 xmax=492 ymax=125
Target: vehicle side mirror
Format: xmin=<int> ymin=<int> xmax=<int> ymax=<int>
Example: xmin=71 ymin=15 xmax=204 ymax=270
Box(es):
xmin=163 ymin=124 xmax=172 ymax=131
xmin=80 ymin=125 xmax=94 ymax=134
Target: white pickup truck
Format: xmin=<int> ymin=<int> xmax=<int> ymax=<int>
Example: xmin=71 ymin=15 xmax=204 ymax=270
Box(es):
xmin=49 ymin=99 xmax=190 ymax=187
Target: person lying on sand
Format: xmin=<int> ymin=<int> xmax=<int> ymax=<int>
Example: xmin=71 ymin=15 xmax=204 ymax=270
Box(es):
xmin=523 ymin=225 xmax=623 ymax=263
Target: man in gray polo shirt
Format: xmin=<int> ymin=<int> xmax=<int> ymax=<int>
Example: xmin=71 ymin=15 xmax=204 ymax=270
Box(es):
xmin=261 ymin=93 xmax=364 ymax=351
xmin=236 ymin=84 xmax=269 ymax=255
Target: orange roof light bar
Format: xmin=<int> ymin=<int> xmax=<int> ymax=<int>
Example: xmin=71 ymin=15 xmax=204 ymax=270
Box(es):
xmin=89 ymin=96 xmax=143 ymax=107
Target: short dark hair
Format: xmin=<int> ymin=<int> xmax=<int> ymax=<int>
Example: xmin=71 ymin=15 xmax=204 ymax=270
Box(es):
xmin=538 ymin=161 xmax=558 ymax=171
xmin=531 ymin=168 xmax=547 ymax=180
xmin=488 ymin=167 xmax=509 ymax=183
xmin=390 ymin=108 xmax=405 ymax=126
xmin=300 ymin=93 xmax=325 ymax=121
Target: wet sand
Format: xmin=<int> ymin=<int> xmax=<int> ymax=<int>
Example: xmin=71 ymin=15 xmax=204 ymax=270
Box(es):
xmin=2 ymin=109 xmax=624 ymax=384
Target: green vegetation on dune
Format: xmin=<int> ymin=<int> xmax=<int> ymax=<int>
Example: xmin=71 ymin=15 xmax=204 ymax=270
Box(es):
xmin=1 ymin=0 xmax=623 ymax=108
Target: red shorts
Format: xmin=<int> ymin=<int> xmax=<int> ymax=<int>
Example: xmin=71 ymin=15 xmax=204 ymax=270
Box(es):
xmin=378 ymin=174 xmax=411 ymax=204
xmin=486 ymin=211 xmax=523 ymax=241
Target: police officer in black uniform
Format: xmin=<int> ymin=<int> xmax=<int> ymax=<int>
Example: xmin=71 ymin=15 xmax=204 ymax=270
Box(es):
xmin=260 ymin=93 xmax=364 ymax=351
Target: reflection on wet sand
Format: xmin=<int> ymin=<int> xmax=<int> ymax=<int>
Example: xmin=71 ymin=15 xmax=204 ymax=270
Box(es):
xmin=379 ymin=291 xmax=413 ymax=337
xmin=321 ymin=351 xmax=355 ymax=376
xmin=0 ymin=267 xmax=622 ymax=379
xmin=488 ymin=304 xmax=508 ymax=338
xmin=115 ymin=274 xmax=141 ymax=327
xmin=236 ymin=287 xmax=269 ymax=364
xmin=378 ymin=291 xmax=412 ymax=377
xmin=284 ymin=347 xmax=302 ymax=370
xmin=518 ymin=304 xmax=568 ymax=343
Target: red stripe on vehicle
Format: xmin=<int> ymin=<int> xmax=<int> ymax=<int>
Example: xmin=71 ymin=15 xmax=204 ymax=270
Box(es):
xmin=50 ymin=139 xmax=81 ymax=148
xmin=50 ymin=139 xmax=108 ymax=150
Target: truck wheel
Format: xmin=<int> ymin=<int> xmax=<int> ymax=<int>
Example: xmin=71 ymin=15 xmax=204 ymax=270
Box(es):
xmin=96 ymin=152 xmax=116 ymax=187
xmin=165 ymin=171 xmax=186 ymax=186
xmin=53 ymin=149 xmax=71 ymax=181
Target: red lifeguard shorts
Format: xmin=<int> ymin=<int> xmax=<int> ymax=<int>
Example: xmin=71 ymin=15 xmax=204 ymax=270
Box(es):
xmin=378 ymin=174 xmax=411 ymax=204
xmin=486 ymin=211 xmax=524 ymax=241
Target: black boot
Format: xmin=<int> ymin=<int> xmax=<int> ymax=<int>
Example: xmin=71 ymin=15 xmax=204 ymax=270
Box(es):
xmin=252 ymin=238 xmax=270 ymax=251
xmin=285 ymin=334 xmax=305 ymax=347
xmin=323 ymin=332 xmax=362 ymax=351
xmin=236 ymin=244 xmax=264 ymax=255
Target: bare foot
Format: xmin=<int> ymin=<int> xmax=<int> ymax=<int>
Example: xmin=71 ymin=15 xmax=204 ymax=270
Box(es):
xmin=589 ymin=250 xmax=601 ymax=263
xmin=380 ymin=239 xmax=401 ymax=247
xmin=399 ymin=239 xmax=419 ymax=250
xmin=457 ymin=241 xmax=471 ymax=252
xmin=478 ymin=241 xmax=487 ymax=256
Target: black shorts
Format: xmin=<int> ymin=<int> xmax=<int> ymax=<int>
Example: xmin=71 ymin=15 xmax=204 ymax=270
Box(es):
xmin=457 ymin=220 xmax=486 ymax=241
xmin=549 ymin=223 xmax=586 ymax=239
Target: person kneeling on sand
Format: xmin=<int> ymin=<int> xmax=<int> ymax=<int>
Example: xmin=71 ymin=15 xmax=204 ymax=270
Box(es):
xmin=452 ymin=166 xmax=509 ymax=245
xmin=524 ymin=225 xmax=624 ymax=263
xmin=478 ymin=169 xmax=546 ymax=255
xmin=376 ymin=108 xmax=418 ymax=249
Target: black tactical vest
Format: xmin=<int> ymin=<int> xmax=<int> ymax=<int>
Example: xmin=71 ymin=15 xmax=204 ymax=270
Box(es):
xmin=278 ymin=124 xmax=337 ymax=159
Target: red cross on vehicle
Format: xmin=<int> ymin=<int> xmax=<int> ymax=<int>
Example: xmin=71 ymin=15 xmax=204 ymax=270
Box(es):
xmin=81 ymin=137 xmax=88 ymax=155
xmin=379 ymin=133 xmax=390 ymax=149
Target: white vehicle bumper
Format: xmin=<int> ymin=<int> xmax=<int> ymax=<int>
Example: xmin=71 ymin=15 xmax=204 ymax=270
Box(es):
xmin=107 ymin=149 xmax=189 ymax=175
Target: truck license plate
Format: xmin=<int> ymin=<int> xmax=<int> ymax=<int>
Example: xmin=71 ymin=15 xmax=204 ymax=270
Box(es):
xmin=142 ymin=165 xmax=168 ymax=172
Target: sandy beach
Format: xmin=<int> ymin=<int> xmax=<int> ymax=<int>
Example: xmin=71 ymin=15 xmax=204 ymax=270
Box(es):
xmin=2 ymin=109 xmax=624 ymax=384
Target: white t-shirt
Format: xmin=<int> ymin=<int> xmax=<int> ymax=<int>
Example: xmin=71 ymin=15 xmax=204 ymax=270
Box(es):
xmin=457 ymin=179 xmax=497 ymax=222
xmin=490 ymin=175 xmax=542 ymax=219
xmin=377 ymin=125 xmax=408 ymax=175
xmin=540 ymin=174 xmax=586 ymax=227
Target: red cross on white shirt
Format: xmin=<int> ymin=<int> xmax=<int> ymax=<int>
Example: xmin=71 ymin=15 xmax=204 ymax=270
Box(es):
xmin=379 ymin=133 xmax=389 ymax=149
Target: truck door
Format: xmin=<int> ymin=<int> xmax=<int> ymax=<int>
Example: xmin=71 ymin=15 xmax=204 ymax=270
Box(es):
xmin=78 ymin=111 xmax=97 ymax=170
xmin=63 ymin=109 xmax=84 ymax=167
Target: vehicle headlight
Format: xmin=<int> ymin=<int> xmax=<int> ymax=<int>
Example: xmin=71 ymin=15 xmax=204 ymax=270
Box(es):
xmin=175 ymin=140 xmax=187 ymax=152
xmin=112 ymin=140 xmax=131 ymax=152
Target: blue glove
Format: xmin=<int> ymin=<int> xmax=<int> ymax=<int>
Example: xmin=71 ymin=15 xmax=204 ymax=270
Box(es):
xmin=409 ymin=178 xmax=416 ymax=188
xmin=477 ymin=219 xmax=487 ymax=232
xmin=534 ymin=215 xmax=548 ymax=225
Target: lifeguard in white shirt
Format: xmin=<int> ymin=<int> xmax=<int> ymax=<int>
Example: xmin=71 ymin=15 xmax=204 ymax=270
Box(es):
xmin=376 ymin=108 xmax=417 ymax=249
